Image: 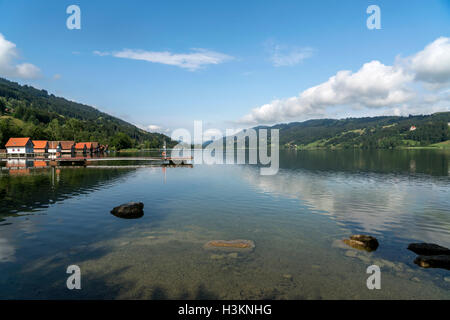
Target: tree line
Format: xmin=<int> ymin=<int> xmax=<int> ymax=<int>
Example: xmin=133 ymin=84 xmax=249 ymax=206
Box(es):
xmin=274 ymin=113 xmax=450 ymax=149
xmin=0 ymin=78 xmax=174 ymax=150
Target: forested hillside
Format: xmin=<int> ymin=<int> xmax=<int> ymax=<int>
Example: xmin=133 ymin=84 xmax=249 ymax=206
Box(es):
xmin=260 ymin=112 xmax=450 ymax=149
xmin=1 ymin=77 xmax=449 ymax=151
xmin=0 ymin=78 xmax=173 ymax=150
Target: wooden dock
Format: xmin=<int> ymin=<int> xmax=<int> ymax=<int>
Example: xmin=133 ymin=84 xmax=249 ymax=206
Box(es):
xmin=0 ymin=156 xmax=193 ymax=166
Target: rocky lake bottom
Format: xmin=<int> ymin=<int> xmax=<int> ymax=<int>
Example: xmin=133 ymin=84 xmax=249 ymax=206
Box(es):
xmin=0 ymin=149 xmax=449 ymax=299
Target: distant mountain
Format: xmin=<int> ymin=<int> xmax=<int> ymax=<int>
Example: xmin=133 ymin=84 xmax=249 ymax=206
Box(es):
xmin=260 ymin=113 xmax=450 ymax=149
xmin=0 ymin=78 xmax=174 ymax=149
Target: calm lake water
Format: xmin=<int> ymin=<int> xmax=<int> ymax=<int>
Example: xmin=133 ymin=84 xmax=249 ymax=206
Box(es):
xmin=0 ymin=149 xmax=449 ymax=299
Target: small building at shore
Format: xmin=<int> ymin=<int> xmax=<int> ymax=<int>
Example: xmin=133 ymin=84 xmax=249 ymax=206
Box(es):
xmin=60 ymin=141 xmax=75 ymax=154
xmin=48 ymin=141 xmax=62 ymax=154
xmin=79 ymin=142 xmax=94 ymax=153
xmin=5 ymin=138 xmax=101 ymax=157
xmin=75 ymin=142 xmax=87 ymax=153
xmin=5 ymin=137 xmax=34 ymax=155
xmin=32 ymin=140 xmax=49 ymax=154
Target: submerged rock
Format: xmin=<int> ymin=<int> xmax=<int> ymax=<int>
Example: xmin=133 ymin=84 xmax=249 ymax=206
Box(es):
xmin=342 ymin=235 xmax=379 ymax=252
xmin=283 ymin=274 xmax=293 ymax=281
xmin=414 ymin=255 xmax=450 ymax=270
xmin=345 ymin=250 xmax=358 ymax=258
xmin=407 ymin=243 xmax=450 ymax=256
xmin=110 ymin=202 xmax=144 ymax=219
xmin=204 ymin=240 xmax=255 ymax=252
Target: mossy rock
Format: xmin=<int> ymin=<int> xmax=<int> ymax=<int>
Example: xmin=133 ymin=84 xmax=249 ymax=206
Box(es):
xmin=204 ymin=240 xmax=255 ymax=252
xmin=111 ymin=202 xmax=144 ymax=219
xmin=342 ymin=235 xmax=379 ymax=252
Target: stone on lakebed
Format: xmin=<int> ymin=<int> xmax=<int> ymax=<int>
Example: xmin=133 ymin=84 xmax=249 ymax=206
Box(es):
xmin=204 ymin=240 xmax=255 ymax=252
xmin=110 ymin=202 xmax=144 ymax=219
xmin=407 ymin=243 xmax=450 ymax=256
xmin=414 ymin=255 xmax=450 ymax=270
xmin=342 ymin=235 xmax=379 ymax=252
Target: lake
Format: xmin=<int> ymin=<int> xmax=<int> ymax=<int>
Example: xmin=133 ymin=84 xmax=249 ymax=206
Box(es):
xmin=0 ymin=149 xmax=449 ymax=299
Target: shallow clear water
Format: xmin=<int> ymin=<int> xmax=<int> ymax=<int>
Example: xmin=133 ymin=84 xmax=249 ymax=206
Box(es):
xmin=0 ymin=149 xmax=449 ymax=299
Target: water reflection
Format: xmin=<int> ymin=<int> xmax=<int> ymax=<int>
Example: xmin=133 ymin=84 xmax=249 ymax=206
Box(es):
xmin=280 ymin=149 xmax=450 ymax=176
xmin=0 ymin=150 xmax=449 ymax=299
xmin=0 ymin=167 xmax=136 ymax=220
xmin=240 ymin=149 xmax=450 ymax=247
xmin=0 ymin=238 xmax=15 ymax=263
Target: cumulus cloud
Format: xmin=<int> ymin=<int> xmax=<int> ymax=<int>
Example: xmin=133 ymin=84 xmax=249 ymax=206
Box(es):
xmin=409 ymin=37 xmax=450 ymax=84
xmin=241 ymin=61 xmax=414 ymax=124
xmin=94 ymin=48 xmax=233 ymax=71
xmin=266 ymin=40 xmax=314 ymax=67
xmin=0 ymin=33 xmax=41 ymax=79
xmin=143 ymin=124 xmax=171 ymax=134
xmin=240 ymin=37 xmax=450 ymax=125
xmin=147 ymin=124 xmax=162 ymax=132
xmin=301 ymin=61 xmax=414 ymax=108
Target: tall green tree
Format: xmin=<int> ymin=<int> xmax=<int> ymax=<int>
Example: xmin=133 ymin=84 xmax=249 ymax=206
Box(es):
xmin=46 ymin=118 xmax=61 ymax=141
xmin=112 ymin=132 xmax=133 ymax=150
xmin=0 ymin=98 xmax=6 ymax=114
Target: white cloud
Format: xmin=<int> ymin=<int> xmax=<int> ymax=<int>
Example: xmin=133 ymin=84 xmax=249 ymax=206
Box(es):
xmin=144 ymin=124 xmax=172 ymax=134
xmin=301 ymin=61 xmax=414 ymax=108
xmin=410 ymin=37 xmax=450 ymax=84
xmin=241 ymin=61 xmax=414 ymax=124
xmin=15 ymin=63 xmax=40 ymax=79
xmin=240 ymin=37 xmax=450 ymax=125
xmin=266 ymin=41 xmax=314 ymax=67
xmin=147 ymin=124 xmax=162 ymax=132
xmin=0 ymin=33 xmax=41 ymax=79
xmin=94 ymin=48 xmax=233 ymax=71
xmin=93 ymin=50 xmax=109 ymax=57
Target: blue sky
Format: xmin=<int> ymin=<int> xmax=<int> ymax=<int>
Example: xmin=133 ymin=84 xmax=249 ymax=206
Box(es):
xmin=0 ymin=0 xmax=449 ymax=134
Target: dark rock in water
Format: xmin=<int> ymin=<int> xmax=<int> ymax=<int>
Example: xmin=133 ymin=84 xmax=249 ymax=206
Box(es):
xmin=111 ymin=202 xmax=144 ymax=219
xmin=414 ymin=255 xmax=450 ymax=270
xmin=407 ymin=243 xmax=450 ymax=256
xmin=342 ymin=235 xmax=379 ymax=252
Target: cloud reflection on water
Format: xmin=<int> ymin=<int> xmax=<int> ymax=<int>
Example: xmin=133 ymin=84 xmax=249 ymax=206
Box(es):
xmin=240 ymin=166 xmax=450 ymax=246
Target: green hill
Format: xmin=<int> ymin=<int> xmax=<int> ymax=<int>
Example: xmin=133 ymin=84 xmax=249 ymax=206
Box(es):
xmin=0 ymin=78 xmax=173 ymax=150
xmin=258 ymin=112 xmax=450 ymax=149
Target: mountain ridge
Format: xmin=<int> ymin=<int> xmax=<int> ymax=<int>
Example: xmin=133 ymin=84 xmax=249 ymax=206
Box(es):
xmin=257 ymin=113 xmax=450 ymax=149
xmin=0 ymin=78 xmax=174 ymax=149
